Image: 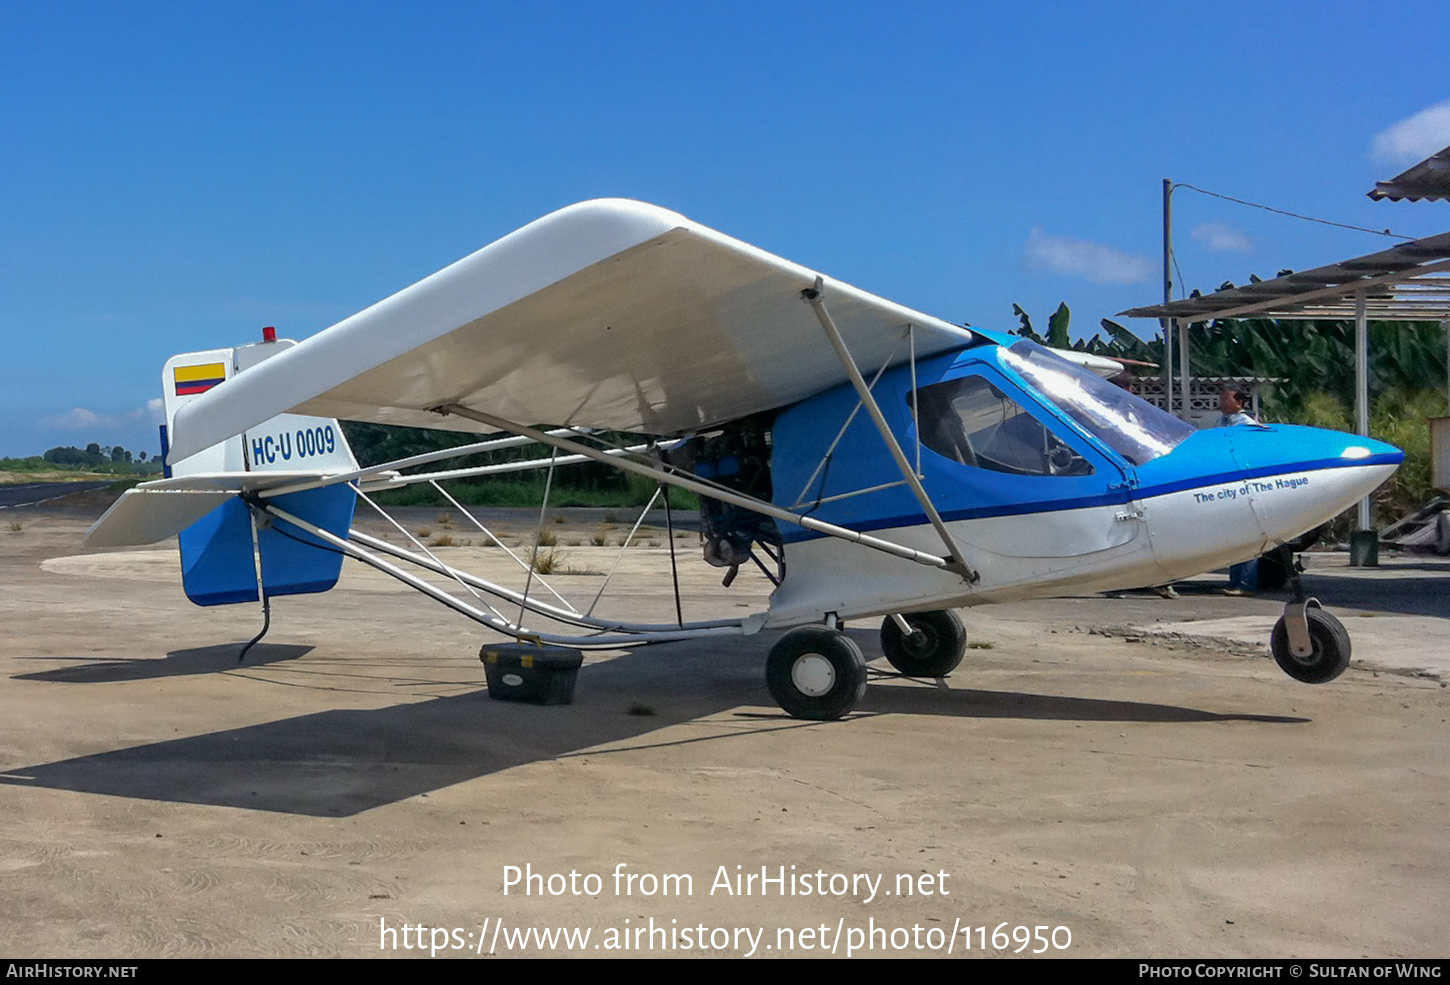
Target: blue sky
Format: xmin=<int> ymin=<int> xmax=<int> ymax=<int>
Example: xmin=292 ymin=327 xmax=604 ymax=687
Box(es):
xmin=3 ymin=0 xmax=1448 ymax=459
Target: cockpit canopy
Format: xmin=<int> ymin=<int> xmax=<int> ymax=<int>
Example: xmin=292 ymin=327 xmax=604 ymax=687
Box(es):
xmin=770 ymin=337 xmax=1197 ymax=535
xmin=998 ymin=341 xmax=1194 ymax=466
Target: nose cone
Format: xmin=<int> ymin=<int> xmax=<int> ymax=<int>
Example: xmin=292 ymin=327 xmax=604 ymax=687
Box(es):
xmin=1221 ymin=424 xmax=1402 ymax=541
xmin=1132 ymin=425 xmax=1401 ymax=582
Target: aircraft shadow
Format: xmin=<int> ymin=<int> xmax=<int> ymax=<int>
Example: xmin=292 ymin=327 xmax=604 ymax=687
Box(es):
xmin=1 ymin=636 xmax=1305 ymax=817
xmin=857 ymin=681 xmax=1308 ymax=724
xmin=11 ymin=643 xmax=313 ymax=683
xmin=0 ymin=641 xmax=756 ymax=817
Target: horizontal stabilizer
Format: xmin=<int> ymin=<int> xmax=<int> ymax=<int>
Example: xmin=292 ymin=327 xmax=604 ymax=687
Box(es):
xmin=84 ymin=472 xmax=335 ymax=549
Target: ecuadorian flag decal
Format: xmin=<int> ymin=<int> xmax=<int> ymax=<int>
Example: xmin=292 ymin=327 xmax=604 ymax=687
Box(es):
xmin=174 ymin=362 xmax=226 ymax=396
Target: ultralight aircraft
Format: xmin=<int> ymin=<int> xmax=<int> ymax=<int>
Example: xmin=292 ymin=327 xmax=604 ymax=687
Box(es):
xmin=85 ymin=200 xmax=1404 ymax=719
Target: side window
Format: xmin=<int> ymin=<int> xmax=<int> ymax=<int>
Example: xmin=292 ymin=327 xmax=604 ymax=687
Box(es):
xmin=909 ymin=377 xmax=1094 ymax=477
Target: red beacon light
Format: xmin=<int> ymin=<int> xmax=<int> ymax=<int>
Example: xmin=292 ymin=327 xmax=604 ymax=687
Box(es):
xmin=262 ymin=326 xmax=277 ymax=343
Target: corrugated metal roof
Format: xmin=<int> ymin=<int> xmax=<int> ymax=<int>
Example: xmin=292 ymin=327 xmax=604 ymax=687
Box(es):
xmin=1369 ymin=144 xmax=1450 ymax=202
xmin=1120 ymin=230 xmax=1450 ymax=323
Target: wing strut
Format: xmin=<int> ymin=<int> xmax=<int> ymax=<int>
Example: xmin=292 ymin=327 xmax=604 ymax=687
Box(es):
xmin=432 ymin=404 xmax=961 ymax=574
xmin=801 ymin=278 xmax=978 ymax=583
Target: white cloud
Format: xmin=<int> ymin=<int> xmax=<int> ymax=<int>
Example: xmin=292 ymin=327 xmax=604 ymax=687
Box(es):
xmin=45 ymin=408 xmax=104 ymax=430
xmin=1371 ymin=100 xmax=1450 ymax=164
xmin=41 ymin=401 xmax=167 ymax=431
xmin=1023 ymin=227 xmax=1154 ymax=285
xmin=1192 ymin=222 xmax=1251 ymax=252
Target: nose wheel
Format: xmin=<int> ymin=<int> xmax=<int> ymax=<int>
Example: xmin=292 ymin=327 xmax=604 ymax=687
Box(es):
xmin=766 ymin=627 xmax=867 ymax=720
xmin=1270 ymin=601 xmax=1351 ymax=684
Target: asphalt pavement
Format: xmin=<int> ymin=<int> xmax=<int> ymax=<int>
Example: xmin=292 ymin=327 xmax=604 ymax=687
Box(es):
xmin=0 ymin=481 xmax=112 ymax=509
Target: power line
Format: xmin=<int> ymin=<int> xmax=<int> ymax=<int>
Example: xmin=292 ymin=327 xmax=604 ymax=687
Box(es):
xmin=1173 ymin=183 xmax=1412 ymax=241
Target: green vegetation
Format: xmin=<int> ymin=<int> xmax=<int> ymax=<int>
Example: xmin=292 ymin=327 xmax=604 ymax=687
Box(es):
xmin=1013 ymin=302 xmax=1449 ymax=530
xmin=367 ymin=476 xmax=697 ymax=509
xmin=2 ymin=446 xmax=163 ymax=482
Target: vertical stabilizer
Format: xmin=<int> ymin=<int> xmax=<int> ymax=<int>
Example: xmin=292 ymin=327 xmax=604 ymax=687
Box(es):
xmin=163 ymin=348 xmax=239 ymax=477
xmin=163 ymin=332 xmax=359 ymax=606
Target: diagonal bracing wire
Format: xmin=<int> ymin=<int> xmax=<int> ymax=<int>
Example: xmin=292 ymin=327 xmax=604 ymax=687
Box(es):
xmin=428 ymin=479 xmax=578 ymax=614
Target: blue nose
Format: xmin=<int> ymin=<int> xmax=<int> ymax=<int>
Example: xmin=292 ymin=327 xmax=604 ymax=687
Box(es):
xmin=1218 ymin=423 xmax=1402 ymax=481
xmin=1131 ymin=424 xmax=1402 ymax=582
xmin=1223 ymin=423 xmax=1401 ymax=538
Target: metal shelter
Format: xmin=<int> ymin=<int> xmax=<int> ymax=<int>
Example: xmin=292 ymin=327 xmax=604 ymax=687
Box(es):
xmin=1120 ymin=229 xmax=1450 ymax=545
xmin=1369 ymin=143 xmax=1450 ymax=203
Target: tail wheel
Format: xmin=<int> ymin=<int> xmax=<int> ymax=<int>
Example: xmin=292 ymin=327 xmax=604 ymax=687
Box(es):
xmin=879 ymin=610 xmax=967 ymax=677
xmin=1270 ymin=608 xmax=1351 ymax=684
xmin=766 ymin=628 xmax=867 ymax=720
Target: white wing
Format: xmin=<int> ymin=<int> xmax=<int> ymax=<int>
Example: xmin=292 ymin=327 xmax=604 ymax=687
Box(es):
xmin=169 ymin=199 xmax=976 ymax=460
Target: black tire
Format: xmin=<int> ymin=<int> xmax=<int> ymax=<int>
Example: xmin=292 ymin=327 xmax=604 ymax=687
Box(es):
xmin=766 ymin=628 xmax=867 ymax=720
xmin=1270 ymin=608 xmax=1351 ymax=684
xmin=879 ymin=610 xmax=967 ymax=677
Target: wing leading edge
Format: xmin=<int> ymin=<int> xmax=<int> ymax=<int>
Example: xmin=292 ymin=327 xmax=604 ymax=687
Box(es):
xmin=169 ymin=199 xmax=978 ymax=461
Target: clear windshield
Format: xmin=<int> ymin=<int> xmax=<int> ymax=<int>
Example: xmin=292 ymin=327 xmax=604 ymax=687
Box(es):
xmin=999 ymin=340 xmax=1194 ymax=466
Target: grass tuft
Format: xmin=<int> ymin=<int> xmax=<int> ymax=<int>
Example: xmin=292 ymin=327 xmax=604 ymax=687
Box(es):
xmin=530 ymin=548 xmax=562 ymax=574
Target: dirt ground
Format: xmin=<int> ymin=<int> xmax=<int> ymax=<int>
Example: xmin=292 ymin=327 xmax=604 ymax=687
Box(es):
xmin=1 ymin=494 xmax=1446 ymax=959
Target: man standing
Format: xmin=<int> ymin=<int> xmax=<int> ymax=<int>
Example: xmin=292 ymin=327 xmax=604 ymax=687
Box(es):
xmin=1219 ymin=388 xmax=1258 ymax=595
xmin=1218 ymin=387 xmax=1256 ymax=427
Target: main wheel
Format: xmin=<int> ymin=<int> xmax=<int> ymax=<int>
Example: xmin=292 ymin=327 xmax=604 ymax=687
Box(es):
xmin=1270 ymin=608 xmax=1351 ymax=684
xmin=879 ymin=610 xmax=967 ymax=677
xmin=766 ymin=628 xmax=867 ymax=720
